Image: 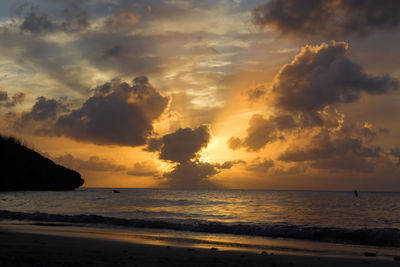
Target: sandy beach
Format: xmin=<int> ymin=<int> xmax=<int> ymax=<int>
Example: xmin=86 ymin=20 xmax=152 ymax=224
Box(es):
xmin=1 ymin=227 xmax=399 ymax=267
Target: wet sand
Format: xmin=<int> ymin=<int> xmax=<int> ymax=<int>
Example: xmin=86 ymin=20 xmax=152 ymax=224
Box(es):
xmin=1 ymin=228 xmax=399 ymax=267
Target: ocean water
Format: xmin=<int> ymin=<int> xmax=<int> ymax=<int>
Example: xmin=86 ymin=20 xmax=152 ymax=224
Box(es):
xmin=1 ymin=188 xmax=400 ymax=251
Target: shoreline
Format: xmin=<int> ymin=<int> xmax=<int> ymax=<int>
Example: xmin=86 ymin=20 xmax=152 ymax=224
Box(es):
xmin=1 ymin=224 xmax=400 ymax=266
xmin=2 ymin=221 xmax=400 ymax=259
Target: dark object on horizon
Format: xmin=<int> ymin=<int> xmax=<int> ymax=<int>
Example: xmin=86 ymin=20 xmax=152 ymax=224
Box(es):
xmin=113 ymin=190 xmax=120 ymax=193
xmin=354 ymin=190 xmax=358 ymax=198
xmin=394 ymin=256 xmax=400 ymax=261
xmin=0 ymin=135 xmax=84 ymax=191
xmin=364 ymin=252 xmax=376 ymax=257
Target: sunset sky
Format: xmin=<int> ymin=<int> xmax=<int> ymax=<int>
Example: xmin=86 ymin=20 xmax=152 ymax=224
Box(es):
xmin=1 ymin=0 xmax=400 ymax=190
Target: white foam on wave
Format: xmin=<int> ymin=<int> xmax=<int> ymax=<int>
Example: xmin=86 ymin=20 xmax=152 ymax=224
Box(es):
xmin=1 ymin=210 xmax=400 ymax=247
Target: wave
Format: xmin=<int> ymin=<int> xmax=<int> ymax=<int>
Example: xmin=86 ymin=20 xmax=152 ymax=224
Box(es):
xmin=1 ymin=210 xmax=399 ymax=247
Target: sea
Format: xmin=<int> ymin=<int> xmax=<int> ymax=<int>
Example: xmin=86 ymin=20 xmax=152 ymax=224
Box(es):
xmin=1 ymin=188 xmax=400 ymax=259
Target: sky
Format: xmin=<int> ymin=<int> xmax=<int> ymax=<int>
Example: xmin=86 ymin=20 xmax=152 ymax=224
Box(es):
xmin=1 ymin=0 xmax=400 ymax=191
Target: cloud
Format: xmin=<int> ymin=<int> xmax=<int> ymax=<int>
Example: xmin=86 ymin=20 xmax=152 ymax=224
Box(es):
xmin=215 ymin=160 xmax=246 ymax=169
xmin=227 ymin=136 xmax=242 ymax=150
xmin=19 ymin=5 xmax=54 ymax=34
xmin=21 ymin=96 xmax=69 ymax=121
xmin=54 ymin=153 xmax=126 ymax=172
xmin=147 ymin=125 xmax=240 ymax=188
xmin=245 ymin=85 xmax=266 ymax=101
xmin=53 ymin=77 xmax=170 ymax=146
xmin=390 ymin=148 xmax=400 ymax=157
xmin=228 ymin=114 xmax=277 ymax=151
xmin=105 ymin=8 xmax=141 ymax=31
xmin=230 ymin=41 xmax=397 ymax=157
xmin=0 ymin=1 xmax=249 ymax=99
xmin=19 ymin=3 xmax=90 ymax=34
xmin=4 ymin=96 xmax=69 ymax=134
xmin=272 ymin=41 xmax=398 ymax=117
xmin=309 ymin=155 xmax=375 ymax=173
xmin=278 ymin=127 xmax=381 ymax=172
xmin=231 ymin=38 xmax=397 ymax=173
xmin=252 ymin=0 xmax=400 ymax=37
xmin=245 ymin=158 xmax=274 ymax=172
xmin=389 ymin=148 xmax=400 ymax=165
xmin=54 ymin=154 xmax=160 ymax=176
xmin=60 ymin=2 xmax=90 ymax=33
xmin=147 ymin=125 xmax=210 ymax=163
xmin=228 ymin=114 xmax=294 ymax=151
xmin=162 ymin=160 xmax=219 ymax=189
xmin=0 ymin=91 xmax=7 ymax=101
xmin=270 ymin=164 xmax=308 ymax=176
xmin=0 ymin=88 xmax=27 ymax=107
xmin=127 ymin=161 xmax=159 ymax=176
xmin=245 ymin=41 xmax=398 ymax=127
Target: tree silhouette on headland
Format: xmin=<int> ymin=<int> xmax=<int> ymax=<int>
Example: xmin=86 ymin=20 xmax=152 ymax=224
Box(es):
xmin=0 ymin=135 xmax=84 ymax=191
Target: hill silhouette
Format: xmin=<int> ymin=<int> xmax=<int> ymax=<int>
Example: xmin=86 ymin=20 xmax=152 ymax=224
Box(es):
xmin=0 ymin=135 xmax=84 ymax=191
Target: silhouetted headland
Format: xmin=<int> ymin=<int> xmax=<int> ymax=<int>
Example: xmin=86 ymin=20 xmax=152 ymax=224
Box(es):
xmin=0 ymin=135 xmax=84 ymax=191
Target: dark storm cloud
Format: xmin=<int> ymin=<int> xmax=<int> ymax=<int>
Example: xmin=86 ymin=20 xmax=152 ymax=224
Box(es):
xmin=279 ymin=128 xmax=381 ymax=162
xmin=244 ymin=42 xmax=398 ymax=129
xmin=272 ymin=41 xmax=398 ymax=117
xmin=228 ymin=114 xmax=295 ymax=151
xmin=271 ymin=114 xmax=296 ymax=130
xmin=147 ymin=125 xmax=240 ymax=188
xmin=160 ymin=156 xmax=241 ymax=189
xmin=147 ymin=125 xmax=211 ymax=163
xmin=230 ymin=41 xmax=398 ymax=153
xmin=145 ymin=138 xmax=164 ymax=153
xmin=162 ymin=160 xmax=219 ymax=189
xmin=0 ymin=88 xmax=27 ymax=107
xmin=278 ymin=127 xmax=381 ymax=172
xmin=19 ymin=5 xmax=54 ymax=33
xmin=162 ymin=158 xmax=247 ymax=188
xmin=228 ymin=114 xmax=277 ymax=151
xmin=252 ymin=0 xmax=400 ymax=37
xmin=54 ymin=77 xmax=170 ymax=146
xmin=21 ymin=96 xmax=69 ymax=121
xmin=19 ymin=2 xmax=89 ymax=34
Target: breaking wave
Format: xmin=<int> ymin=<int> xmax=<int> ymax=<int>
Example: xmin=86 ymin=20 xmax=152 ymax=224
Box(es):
xmin=1 ymin=210 xmax=400 ymax=247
